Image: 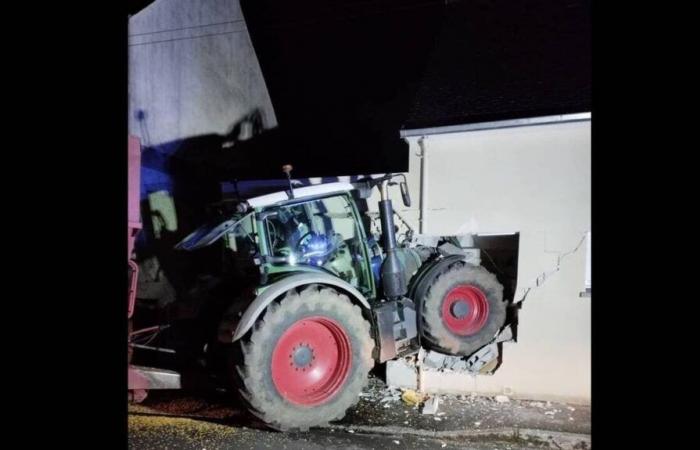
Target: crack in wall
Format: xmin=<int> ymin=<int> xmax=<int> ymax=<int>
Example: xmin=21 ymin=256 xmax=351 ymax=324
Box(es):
xmin=517 ymin=231 xmax=588 ymax=304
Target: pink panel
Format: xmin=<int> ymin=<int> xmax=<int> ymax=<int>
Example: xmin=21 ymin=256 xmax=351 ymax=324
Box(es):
xmin=128 ymin=366 xmax=150 ymax=390
xmin=128 ymin=136 xmax=142 ymax=259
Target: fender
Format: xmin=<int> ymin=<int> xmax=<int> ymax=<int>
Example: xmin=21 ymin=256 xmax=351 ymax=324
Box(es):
xmin=232 ymin=272 xmax=372 ymax=341
xmin=408 ymin=254 xmax=466 ymax=301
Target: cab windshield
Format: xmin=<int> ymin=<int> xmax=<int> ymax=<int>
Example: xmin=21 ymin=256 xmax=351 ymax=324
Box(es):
xmin=263 ymin=195 xmax=370 ymax=292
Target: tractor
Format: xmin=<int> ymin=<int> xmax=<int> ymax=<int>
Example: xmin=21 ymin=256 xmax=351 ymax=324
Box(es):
xmin=160 ymin=167 xmax=515 ymax=431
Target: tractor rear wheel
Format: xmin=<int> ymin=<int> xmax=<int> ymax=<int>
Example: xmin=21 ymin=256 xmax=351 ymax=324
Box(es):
xmin=421 ymin=263 xmax=506 ymax=356
xmin=230 ymin=284 xmax=374 ymax=431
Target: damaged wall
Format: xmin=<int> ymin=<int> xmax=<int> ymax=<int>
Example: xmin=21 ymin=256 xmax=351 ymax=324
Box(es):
xmin=386 ymin=120 xmax=591 ymax=403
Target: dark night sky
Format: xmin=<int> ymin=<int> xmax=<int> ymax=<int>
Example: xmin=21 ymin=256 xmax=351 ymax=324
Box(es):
xmin=238 ymin=0 xmax=446 ymax=178
xmin=237 ymin=0 xmax=590 ymax=178
xmin=132 ymin=0 xmax=591 ymax=180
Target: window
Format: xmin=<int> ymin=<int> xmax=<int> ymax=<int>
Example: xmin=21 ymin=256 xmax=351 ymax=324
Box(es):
xmin=264 ymin=195 xmax=370 ymax=293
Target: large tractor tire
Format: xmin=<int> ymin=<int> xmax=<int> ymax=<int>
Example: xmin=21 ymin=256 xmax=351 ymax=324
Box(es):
xmin=230 ymin=284 xmax=374 ymax=431
xmin=421 ymin=263 xmax=505 ymax=356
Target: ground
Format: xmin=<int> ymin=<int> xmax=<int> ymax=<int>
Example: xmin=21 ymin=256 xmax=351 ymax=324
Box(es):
xmin=128 ymin=375 xmax=590 ymax=449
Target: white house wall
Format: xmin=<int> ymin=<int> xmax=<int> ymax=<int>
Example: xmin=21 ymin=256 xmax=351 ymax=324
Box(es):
xmin=376 ymin=121 xmax=591 ymax=403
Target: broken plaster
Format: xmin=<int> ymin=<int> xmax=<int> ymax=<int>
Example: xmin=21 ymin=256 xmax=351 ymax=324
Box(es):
xmin=516 ymin=231 xmax=589 ymax=304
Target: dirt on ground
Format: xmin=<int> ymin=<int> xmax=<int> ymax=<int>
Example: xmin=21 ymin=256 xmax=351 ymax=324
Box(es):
xmin=128 ymin=374 xmax=591 ymax=450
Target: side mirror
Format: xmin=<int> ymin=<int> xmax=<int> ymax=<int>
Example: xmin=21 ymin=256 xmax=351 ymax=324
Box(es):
xmin=400 ymin=181 xmax=411 ymax=207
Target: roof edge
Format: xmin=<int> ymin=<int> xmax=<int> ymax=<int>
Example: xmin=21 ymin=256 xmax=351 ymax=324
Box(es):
xmin=400 ymin=112 xmax=591 ymax=138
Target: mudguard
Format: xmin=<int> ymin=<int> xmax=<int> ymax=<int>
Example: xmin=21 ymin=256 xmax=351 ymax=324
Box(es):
xmin=232 ymin=272 xmax=371 ymax=341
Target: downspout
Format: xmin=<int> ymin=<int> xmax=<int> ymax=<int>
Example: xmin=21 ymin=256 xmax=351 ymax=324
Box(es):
xmin=417 ymin=136 xmax=428 ymax=234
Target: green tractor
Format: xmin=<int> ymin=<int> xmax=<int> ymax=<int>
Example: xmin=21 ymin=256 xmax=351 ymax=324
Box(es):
xmin=175 ymin=170 xmax=515 ymax=430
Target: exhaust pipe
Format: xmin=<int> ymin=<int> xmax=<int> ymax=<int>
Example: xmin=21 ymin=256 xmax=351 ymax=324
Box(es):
xmin=378 ymin=179 xmax=407 ymax=300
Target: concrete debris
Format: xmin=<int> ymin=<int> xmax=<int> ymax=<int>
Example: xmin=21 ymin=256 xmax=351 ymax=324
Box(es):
xmin=474 ymin=421 xmax=481 ymax=427
xmin=422 ymin=396 xmax=440 ymax=415
xmin=434 ymin=417 xmax=442 ymax=421
xmin=466 ymin=343 xmax=500 ymax=374
xmin=348 ymin=429 xmax=355 ymax=433
xmin=386 ymin=359 xmax=418 ymax=389
xmin=567 ymin=406 xmax=576 ymax=412
xmin=544 ymin=411 xmax=556 ymax=416
xmin=530 ymin=401 xmax=546 ymax=408
xmin=379 ymin=392 xmax=401 ymax=404
xmin=494 ymin=395 xmax=510 ymax=403
xmin=441 ymin=443 xmax=447 ymax=448
xmin=393 ymin=440 xmax=400 ymax=445
xmin=422 ymin=341 xmax=506 ymax=375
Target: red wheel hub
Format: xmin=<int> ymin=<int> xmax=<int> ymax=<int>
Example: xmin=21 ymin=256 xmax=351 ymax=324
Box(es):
xmin=441 ymin=285 xmax=490 ymax=336
xmin=271 ymin=316 xmax=352 ymax=406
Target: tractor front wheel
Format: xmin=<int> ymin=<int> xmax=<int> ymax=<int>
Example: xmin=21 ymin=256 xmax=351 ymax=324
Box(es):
xmin=421 ymin=263 xmax=506 ymax=356
xmin=231 ymin=284 xmax=374 ymax=431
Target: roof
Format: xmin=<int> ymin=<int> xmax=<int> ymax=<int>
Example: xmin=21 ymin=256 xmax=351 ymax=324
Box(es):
xmin=246 ymin=182 xmax=356 ymax=208
xmin=402 ymin=0 xmax=591 ymax=130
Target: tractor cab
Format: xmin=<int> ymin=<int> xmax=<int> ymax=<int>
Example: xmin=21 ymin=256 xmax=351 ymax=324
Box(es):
xmin=257 ymin=193 xmax=376 ymax=297
xmin=176 ymin=182 xmax=380 ymax=299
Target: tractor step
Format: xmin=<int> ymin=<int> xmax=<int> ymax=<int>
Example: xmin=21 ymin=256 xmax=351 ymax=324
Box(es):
xmin=373 ymin=298 xmax=419 ymax=362
xmin=128 ymin=365 xmax=182 ymax=391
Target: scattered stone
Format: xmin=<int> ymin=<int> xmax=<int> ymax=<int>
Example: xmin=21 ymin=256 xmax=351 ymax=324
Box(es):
xmin=441 ymin=443 xmax=447 ymax=448
xmin=544 ymin=411 xmax=556 ymax=416
xmin=434 ymin=417 xmax=442 ymax=421
xmin=494 ymin=395 xmax=510 ymax=403
xmin=393 ymin=440 xmax=400 ymax=445
xmin=474 ymin=421 xmax=481 ymax=427
xmin=348 ymin=429 xmax=355 ymax=433
xmin=422 ymin=396 xmax=440 ymax=415
xmin=387 ymin=360 xmax=418 ymax=389
xmin=567 ymin=406 xmax=576 ymax=412
xmin=530 ymin=401 xmax=546 ymax=408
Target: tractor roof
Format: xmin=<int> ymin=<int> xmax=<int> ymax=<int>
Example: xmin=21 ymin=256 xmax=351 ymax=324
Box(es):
xmin=246 ymin=181 xmax=356 ymax=209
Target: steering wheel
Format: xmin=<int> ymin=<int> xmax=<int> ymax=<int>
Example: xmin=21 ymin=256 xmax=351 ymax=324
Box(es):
xmin=294 ymin=231 xmax=314 ymax=251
